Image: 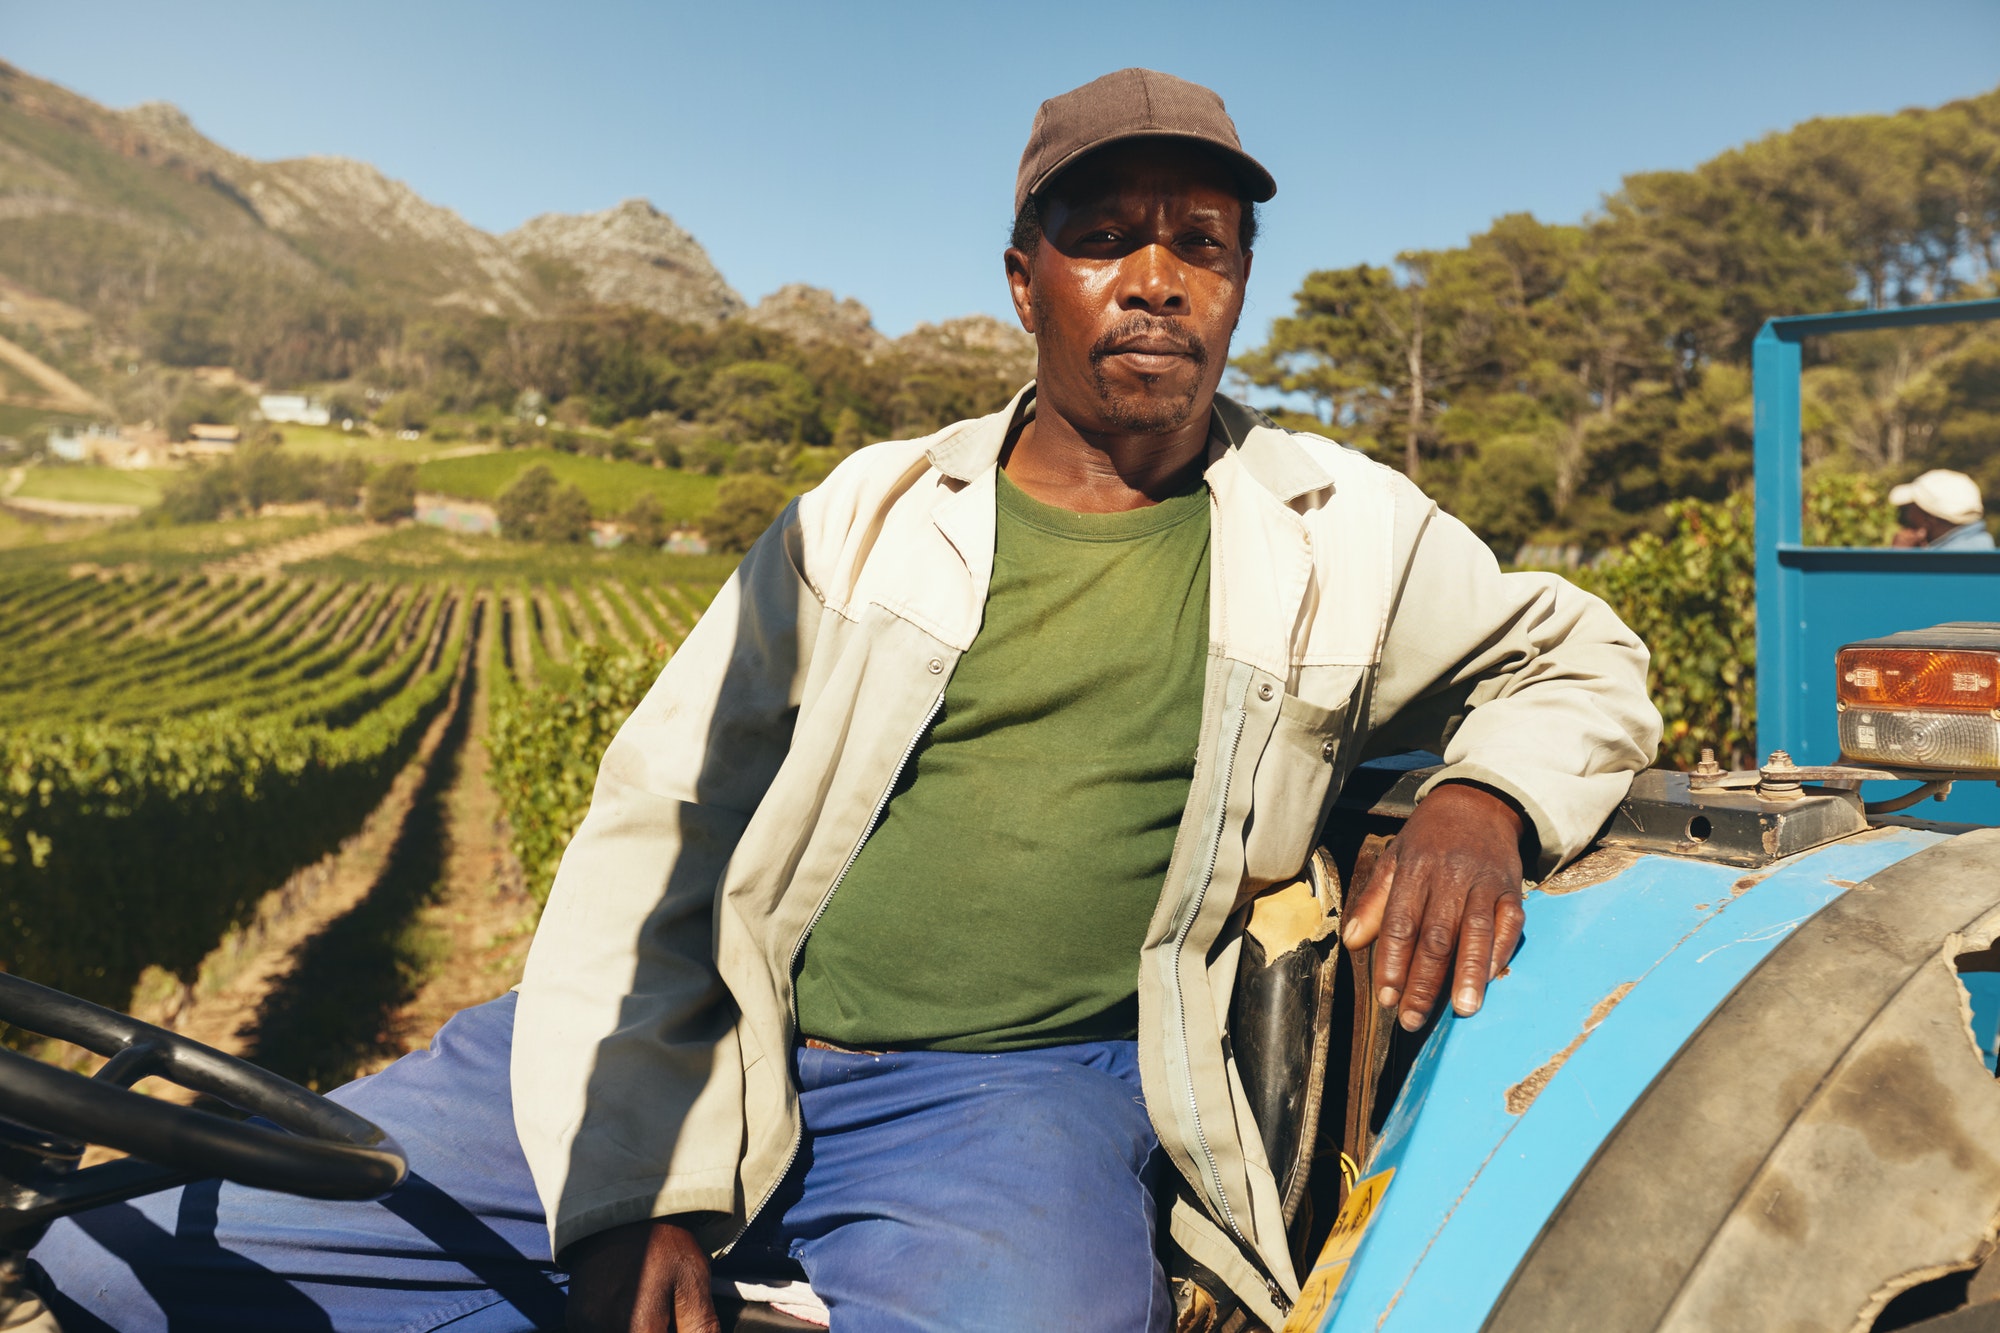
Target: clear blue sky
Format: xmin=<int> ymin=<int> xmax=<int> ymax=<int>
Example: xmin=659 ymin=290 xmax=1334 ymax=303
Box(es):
xmin=7 ymin=1 xmax=1998 ymax=339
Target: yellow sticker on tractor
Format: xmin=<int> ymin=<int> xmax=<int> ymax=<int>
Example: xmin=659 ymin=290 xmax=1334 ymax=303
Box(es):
xmin=1281 ymin=1168 xmax=1396 ymax=1333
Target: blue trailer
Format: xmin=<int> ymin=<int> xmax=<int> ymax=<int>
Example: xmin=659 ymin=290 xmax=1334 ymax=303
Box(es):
xmin=1754 ymin=297 xmax=2000 ymax=825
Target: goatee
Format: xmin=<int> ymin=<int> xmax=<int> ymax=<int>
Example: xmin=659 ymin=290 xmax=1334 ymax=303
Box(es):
xmin=1088 ymin=313 xmax=1210 ymax=433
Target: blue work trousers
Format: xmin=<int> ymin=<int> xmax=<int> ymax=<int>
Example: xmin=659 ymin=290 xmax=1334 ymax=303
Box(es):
xmin=30 ymin=993 xmax=1172 ymax=1332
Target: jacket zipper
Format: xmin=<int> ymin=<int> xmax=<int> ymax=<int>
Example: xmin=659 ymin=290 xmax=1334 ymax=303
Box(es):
xmin=1173 ymin=700 xmax=1250 ymax=1245
xmin=723 ymin=684 xmax=948 ymax=1253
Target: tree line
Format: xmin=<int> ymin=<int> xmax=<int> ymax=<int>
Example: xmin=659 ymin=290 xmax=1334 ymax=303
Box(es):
xmin=57 ymin=297 xmax=1030 ymax=483
xmin=20 ymin=84 xmax=1995 ymax=559
xmin=1234 ymin=85 xmax=2000 ymax=554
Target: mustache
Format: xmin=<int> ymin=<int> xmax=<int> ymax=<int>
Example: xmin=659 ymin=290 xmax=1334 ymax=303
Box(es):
xmin=1088 ymin=315 xmax=1209 ymax=369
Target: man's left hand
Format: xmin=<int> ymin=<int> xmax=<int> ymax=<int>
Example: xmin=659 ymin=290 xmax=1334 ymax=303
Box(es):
xmin=1341 ymin=782 xmax=1529 ymax=1031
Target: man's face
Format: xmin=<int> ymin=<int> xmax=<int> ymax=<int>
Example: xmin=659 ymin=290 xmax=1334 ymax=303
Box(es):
xmin=1895 ymin=503 xmax=1950 ymax=547
xmin=1006 ymin=140 xmax=1251 ymax=438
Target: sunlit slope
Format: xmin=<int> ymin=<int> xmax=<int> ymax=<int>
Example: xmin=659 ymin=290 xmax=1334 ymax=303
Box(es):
xmin=414 ymin=449 xmax=725 ymax=523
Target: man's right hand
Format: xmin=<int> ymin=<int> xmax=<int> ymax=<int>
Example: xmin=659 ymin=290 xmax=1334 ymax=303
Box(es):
xmin=564 ymin=1219 xmax=721 ymax=1333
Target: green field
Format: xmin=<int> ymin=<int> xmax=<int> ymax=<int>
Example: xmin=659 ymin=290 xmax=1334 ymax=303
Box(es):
xmin=0 ymin=508 xmax=67 ymax=549
xmin=13 ymin=465 xmax=169 ymax=507
xmin=0 ymin=403 xmax=81 ymax=442
xmin=286 ymin=523 xmax=742 ymax=584
xmin=0 ymin=514 xmax=331 ymax=572
xmin=278 ymin=424 xmax=463 ymax=466
xmin=415 ymin=449 xmax=725 ymax=523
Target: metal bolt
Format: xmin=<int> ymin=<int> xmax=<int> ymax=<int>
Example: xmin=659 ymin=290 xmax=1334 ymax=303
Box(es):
xmin=1689 ymin=747 xmax=1725 ymax=790
xmin=1258 ymin=683 xmax=1275 ymax=701
xmin=1758 ymin=750 xmax=1804 ymax=802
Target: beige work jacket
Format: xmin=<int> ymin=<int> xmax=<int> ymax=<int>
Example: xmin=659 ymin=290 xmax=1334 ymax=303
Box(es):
xmin=512 ymin=388 xmax=1660 ymax=1325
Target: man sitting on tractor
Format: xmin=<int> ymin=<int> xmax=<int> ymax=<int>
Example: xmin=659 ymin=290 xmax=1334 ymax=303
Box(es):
xmin=1890 ymin=469 xmax=1995 ymax=551
xmin=32 ymin=69 xmax=1660 ymax=1333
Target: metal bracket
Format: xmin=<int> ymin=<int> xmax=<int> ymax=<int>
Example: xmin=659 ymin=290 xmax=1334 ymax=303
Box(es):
xmin=1333 ymin=753 xmax=1877 ymax=870
xmin=1600 ymin=769 xmax=1868 ymax=868
xmin=1685 ymin=748 xmax=1899 ymax=801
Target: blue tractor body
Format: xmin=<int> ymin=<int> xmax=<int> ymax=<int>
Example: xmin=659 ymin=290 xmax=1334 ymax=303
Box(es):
xmin=1301 ymin=824 xmax=1963 ymax=1330
xmin=1292 ymin=300 xmax=2000 ymax=1331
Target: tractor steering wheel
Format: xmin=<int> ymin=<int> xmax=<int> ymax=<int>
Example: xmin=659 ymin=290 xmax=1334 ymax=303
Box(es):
xmin=0 ymin=972 xmax=406 ymax=1250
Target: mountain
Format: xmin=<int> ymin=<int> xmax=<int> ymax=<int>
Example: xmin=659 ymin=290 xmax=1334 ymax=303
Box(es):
xmin=897 ymin=314 xmax=1036 ymax=372
xmin=0 ymin=59 xmax=1035 ymax=440
xmin=508 ymin=200 xmax=743 ymax=325
xmin=0 ymin=60 xmax=743 ymax=337
xmin=746 ymin=283 xmax=1035 ymax=384
xmin=748 ymin=283 xmax=887 ymax=353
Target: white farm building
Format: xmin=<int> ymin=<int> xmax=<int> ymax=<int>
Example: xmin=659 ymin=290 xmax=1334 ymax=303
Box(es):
xmin=258 ymin=394 xmax=332 ymax=427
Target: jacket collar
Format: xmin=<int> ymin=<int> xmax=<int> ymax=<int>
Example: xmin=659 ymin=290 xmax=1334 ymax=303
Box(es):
xmin=927 ymin=382 xmax=1337 ymax=505
xmin=925 ymin=383 xmax=1033 ymax=484
xmin=917 ymin=383 xmax=1335 ymax=676
xmin=1209 ymin=396 xmax=1339 ymax=503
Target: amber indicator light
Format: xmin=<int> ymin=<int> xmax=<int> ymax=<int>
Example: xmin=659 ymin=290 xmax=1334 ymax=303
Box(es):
xmin=1836 ymin=647 xmax=2000 ymax=712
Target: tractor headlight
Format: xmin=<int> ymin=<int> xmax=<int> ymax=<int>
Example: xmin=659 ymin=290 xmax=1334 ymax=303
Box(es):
xmin=1838 ymin=708 xmax=2000 ymax=770
xmin=1836 ymin=625 xmax=2000 ymax=772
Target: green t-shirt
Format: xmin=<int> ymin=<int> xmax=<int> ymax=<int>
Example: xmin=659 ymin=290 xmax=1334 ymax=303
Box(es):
xmin=793 ymin=467 xmax=1211 ymax=1052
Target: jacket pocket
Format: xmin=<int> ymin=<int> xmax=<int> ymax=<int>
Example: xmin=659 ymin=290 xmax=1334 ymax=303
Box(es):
xmin=1241 ymin=691 xmax=1350 ymax=894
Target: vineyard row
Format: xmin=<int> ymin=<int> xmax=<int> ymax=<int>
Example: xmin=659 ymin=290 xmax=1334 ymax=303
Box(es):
xmin=0 ymin=567 xmax=721 ymax=1022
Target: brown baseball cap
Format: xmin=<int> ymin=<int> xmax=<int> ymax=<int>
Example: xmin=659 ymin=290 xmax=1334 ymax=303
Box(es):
xmin=1015 ymin=68 xmax=1276 ymax=214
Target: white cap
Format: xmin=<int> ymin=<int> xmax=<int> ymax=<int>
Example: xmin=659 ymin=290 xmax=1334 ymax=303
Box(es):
xmin=1889 ymin=469 xmax=1984 ymax=526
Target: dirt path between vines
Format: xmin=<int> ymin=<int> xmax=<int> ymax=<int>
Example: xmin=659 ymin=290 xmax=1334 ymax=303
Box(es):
xmin=363 ymin=625 xmax=538 ymax=1075
xmin=127 ymin=596 xmax=537 ymax=1097
xmin=203 ymin=521 xmax=387 ymax=577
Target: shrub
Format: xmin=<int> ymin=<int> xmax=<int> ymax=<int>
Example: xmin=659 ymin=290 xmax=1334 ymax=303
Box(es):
xmin=544 ymin=483 xmax=593 ymax=543
xmin=705 ymin=360 xmax=821 ymax=444
xmin=699 ymin=475 xmax=788 ymax=554
xmin=1579 ymin=495 xmax=1756 ymax=770
xmin=156 ymin=444 xmax=364 ymax=523
xmin=831 ymin=405 xmax=868 ymax=453
xmin=1578 ymin=472 xmax=1900 ymax=770
xmin=622 ymin=494 xmax=668 ymax=549
xmin=1802 ymin=470 xmax=1898 ymax=546
xmin=365 ymin=461 xmax=418 ymax=523
xmin=375 ymin=390 xmax=430 ymax=432
xmin=496 ymin=465 xmax=593 ymax=543
xmin=165 ymin=384 xmax=250 ymax=439
xmin=488 ymin=642 xmax=666 ymax=902
xmin=682 ymin=441 xmax=732 ymax=476
xmin=789 ymin=447 xmax=838 ymax=486
xmin=729 ymin=442 xmax=781 ymax=476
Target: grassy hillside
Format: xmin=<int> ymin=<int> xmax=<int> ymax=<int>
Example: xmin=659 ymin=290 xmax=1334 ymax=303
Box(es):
xmin=0 ymin=403 xmax=80 ymax=443
xmin=0 ymin=510 xmax=67 ymax=549
xmin=415 ymin=450 xmax=725 ymax=523
xmin=279 ymin=426 xmax=467 ymax=466
xmin=14 ymin=466 xmax=168 ymax=507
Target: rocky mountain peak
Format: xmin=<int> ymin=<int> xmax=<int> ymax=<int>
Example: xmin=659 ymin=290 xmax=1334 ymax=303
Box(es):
xmin=0 ymin=60 xmax=1030 ymax=349
xmin=506 ymin=199 xmax=745 ymax=325
xmin=748 ymin=284 xmax=887 ymax=352
xmin=896 ymin=314 xmax=1036 ymax=381
xmin=122 ymin=100 xmax=196 ymax=135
